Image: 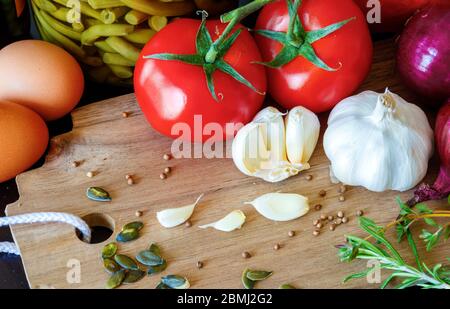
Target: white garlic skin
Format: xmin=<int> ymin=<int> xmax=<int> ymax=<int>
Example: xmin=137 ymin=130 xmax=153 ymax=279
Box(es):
xmin=323 ymin=90 xmax=433 ymax=192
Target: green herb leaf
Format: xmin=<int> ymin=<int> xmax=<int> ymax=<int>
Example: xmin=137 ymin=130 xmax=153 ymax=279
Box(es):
xmin=415 ymin=203 xmax=433 ymax=214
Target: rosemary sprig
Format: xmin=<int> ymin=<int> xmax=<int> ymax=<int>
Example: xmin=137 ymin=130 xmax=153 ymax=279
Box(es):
xmin=337 ymin=197 xmax=450 ymax=289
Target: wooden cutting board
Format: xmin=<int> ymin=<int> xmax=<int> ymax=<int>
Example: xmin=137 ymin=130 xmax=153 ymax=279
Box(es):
xmin=6 ymin=39 xmax=449 ymax=289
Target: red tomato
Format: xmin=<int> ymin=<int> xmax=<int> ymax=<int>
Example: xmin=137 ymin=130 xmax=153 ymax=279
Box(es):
xmin=353 ymin=0 xmax=437 ymax=33
xmin=255 ymin=0 xmax=372 ymax=113
xmin=134 ymin=18 xmax=267 ymax=142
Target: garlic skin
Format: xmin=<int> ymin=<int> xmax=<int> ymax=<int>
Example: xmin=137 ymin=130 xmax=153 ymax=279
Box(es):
xmin=245 ymin=193 xmax=309 ymax=221
xmin=199 ymin=210 xmax=246 ymax=232
xmin=156 ymin=194 xmax=203 ymax=228
xmin=232 ymin=106 xmax=320 ymax=183
xmin=324 ymin=90 xmax=433 ymax=192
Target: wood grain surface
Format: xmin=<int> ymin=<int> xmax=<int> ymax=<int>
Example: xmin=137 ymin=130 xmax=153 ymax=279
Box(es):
xmin=6 ymin=39 xmax=449 ymax=289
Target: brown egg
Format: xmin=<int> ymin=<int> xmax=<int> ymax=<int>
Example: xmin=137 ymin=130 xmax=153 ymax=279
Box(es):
xmin=0 ymin=40 xmax=84 ymax=121
xmin=0 ymin=101 xmax=49 ymax=182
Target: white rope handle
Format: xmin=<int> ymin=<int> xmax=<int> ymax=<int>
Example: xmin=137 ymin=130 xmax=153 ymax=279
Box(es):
xmin=0 ymin=212 xmax=91 ymax=256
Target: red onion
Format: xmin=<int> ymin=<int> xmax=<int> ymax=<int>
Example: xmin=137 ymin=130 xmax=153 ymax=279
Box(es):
xmin=408 ymin=100 xmax=450 ymax=206
xmin=396 ymin=3 xmax=450 ymax=102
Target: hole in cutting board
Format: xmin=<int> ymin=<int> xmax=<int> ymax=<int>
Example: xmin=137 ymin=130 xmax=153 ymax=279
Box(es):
xmin=75 ymin=213 xmax=115 ymax=244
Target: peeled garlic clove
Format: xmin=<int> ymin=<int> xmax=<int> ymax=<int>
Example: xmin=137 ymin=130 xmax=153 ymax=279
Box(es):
xmin=156 ymin=194 xmax=204 ymax=228
xmin=285 ymin=106 xmax=320 ymax=168
xmin=245 ymin=193 xmax=309 ymax=221
xmin=199 ymin=210 xmax=246 ymax=232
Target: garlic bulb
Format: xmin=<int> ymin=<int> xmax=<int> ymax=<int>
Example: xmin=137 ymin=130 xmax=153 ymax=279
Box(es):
xmin=245 ymin=193 xmax=309 ymax=221
xmin=232 ymin=106 xmax=320 ymax=182
xmin=156 ymin=194 xmax=204 ymax=228
xmin=199 ymin=210 xmax=246 ymax=232
xmin=323 ymin=89 xmax=433 ymax=192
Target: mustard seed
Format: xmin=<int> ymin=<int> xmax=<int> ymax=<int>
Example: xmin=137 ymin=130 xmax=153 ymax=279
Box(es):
xmin=342 ymin=217 xmax=349 ymax=224
xmin=122 ymin=111 xmax=129 ymax=118
xmin=316 ymin=223 xmax=323 ymax=229
xmin=127 ymin=178 xmax=134 ymax=185
xmin=305 ymin=174 xmax=313 ymax=181
xmin=86 ymin=171 xmax=94 ymax=178
xmin=242 ymin=251 xmax=251 ymax=259
xmin=196 ymin=261 xmax=204 ymax=269
xmin=339 ymin=195 xmax=345 ymax=202
xmin=164 ymin=167 xmax=171 ymax=174
xmin=125 ymin=174 xmax=132 ymax=180
xmin=313 ymin=230 xmax=320 ymax=236
xmin=273 ymin=243 xmax=281 ymax=251
xmin=335 ymin=218 xmax=342 ymax=225
xmin=163 ymin=154 xmax=171 ymax=161
xmin=313 ymin=219 xmax=320 ymax=226
xmin=320 ymin=214 xmax=327 ymax=221
xmin=329 ymin=224 xmax=336 ymax=231
xmin=337 ymin=211 xmax=344 ymax=218
xmin=159 ymin=173 xmax=167 ymax=180
xmin=314 ymin=204 xmax=322 ymax=211
xmin=319 ymin=190 xmax=326 ymax=197
xmin=72 ymin=161 xmax=80 ymax=168
xmin=356 ymin=210 xmax=364 ymax=217
xmin=328 ymin=215 xmax=334 ymax=221
xmin=288 ymin=231 xmax=295 ymax=237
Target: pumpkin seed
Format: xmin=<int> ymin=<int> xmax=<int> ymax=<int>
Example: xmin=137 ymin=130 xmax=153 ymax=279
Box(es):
xmin=242 ymin=269 xmax=255 ymax=289
xmin=156 ymin=282 xmax=171 ymax=289
xmin=123 ymin=269 xmax=145 ymax=284
xmin=246 ymin=270 xmax=273 ymax=281
xmin=114 ymin=254 xmax=139 ymax=270
xmin=136 ymin=250 xmax=163 ymax=266
xmin=161 ymin=275 xmax=189 ymax=289
xmin=149 ymin=243 xmax=161 ymax=256
xmin=102 ymin=242 xmax=118 ymax=259
xmin=147 ymin=259 xmax=167 ymax=275
xmin=86 ymin=187 xmax=111 ymax=202
xmin=122 ymin=221 xmax=144 ymax=232
xmin=106 ymin=269 xmax=125 ymax=289
xmin=116 ymin=228 xmax=139 ymax=242
xmin=103 ymin=258 xmax=121 ymax=274
xmin=279 ymin=284 xmax=296 ymax=289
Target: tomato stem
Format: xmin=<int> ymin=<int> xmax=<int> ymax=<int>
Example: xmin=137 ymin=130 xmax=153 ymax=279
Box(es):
xmin=205 ymin=0 xmax=273 ymax=64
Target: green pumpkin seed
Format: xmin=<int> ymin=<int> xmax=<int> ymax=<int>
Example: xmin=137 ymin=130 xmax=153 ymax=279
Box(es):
xmin=103 ymin=258 xmax=121 ymax=274
xmin=116 ymin=228 xmax=139 ymax=242
xmin=242 ymin=269 xmax=255 ymax=289
xmin=149 ymin=243 xmax=161 ymax=256
xmin=161 ymin=275 xmax=188 ymax=289
xmin=123 ymin=269 xmax=145 ymax=284
xmin=122 ymin=221 xmax=144 ymax=232
xmin=156 ymin=282 xmax=171 ymax=289
xmin=87 ymin=187 xmax=111 ymax=202
xmin=102 ymin=242 xmax=118 ymax=259
xmin=246 ymin=270 xmax=273 ymax=281
xmin=106 ymin=269 xmax=125 ymax=289
xmin=136 ymin=250 xmax=163 ymax=266
xmin=114 ymin=254 xmax=139 ymax=270
xmin=279 ymin=284 xmax=296 ymax=289
xmin=147 ymin=259 xmax=167 ymax=275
